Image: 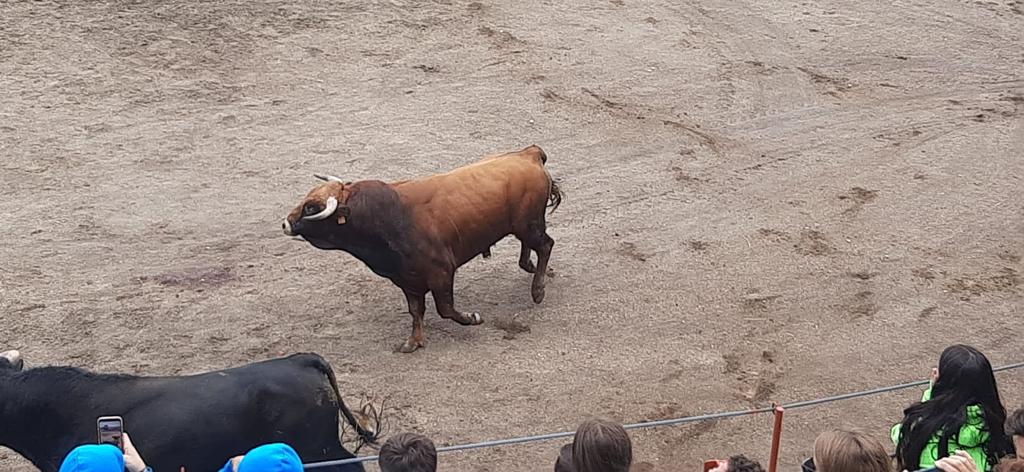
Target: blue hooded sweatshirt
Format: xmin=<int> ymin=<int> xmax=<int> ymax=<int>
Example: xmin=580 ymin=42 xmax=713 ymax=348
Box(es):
xmin=58 ymin=444 xmax=125 ymax=472
xmin=220 ymin=443 xmax=303 ymax=472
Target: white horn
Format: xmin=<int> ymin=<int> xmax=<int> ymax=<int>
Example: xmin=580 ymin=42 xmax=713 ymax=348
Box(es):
xmin=314 ymin=173 xmax=345 ymax=183
xmin=302 ymin=196 xmax=338 ymax=221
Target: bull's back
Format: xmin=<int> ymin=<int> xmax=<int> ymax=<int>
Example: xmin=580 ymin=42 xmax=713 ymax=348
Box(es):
xmin=395 ymin=149 xmax=550 ymax=258
xmin=123 ymin=356 xmax=341 ymax=470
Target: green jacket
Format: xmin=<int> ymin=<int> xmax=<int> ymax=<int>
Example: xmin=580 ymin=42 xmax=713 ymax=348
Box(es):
xmin=890 ymin=387 xmax=993 ymax=471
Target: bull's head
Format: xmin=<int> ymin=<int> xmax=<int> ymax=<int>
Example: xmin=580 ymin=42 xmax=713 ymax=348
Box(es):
xmin=282 ymin=174 xmax=354 ymax=247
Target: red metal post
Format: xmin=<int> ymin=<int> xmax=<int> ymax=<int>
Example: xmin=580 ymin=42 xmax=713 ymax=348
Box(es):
xmin=768 ymin=406 xmax=785 ymax=472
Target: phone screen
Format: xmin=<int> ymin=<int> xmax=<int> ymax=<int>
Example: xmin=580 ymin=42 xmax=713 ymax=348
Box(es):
xmin=97 ymin=418 xmax=124 ymax=451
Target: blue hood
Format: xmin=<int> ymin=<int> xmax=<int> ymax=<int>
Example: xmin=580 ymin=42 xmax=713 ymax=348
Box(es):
xmin=59 ymin=444 xmax=124 ymax=472
xmin=221 ymin=443 xmax=303 ymax=472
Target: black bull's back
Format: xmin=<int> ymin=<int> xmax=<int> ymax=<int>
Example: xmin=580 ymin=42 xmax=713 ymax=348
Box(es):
xmin=3 ymin=354 xmax=364 ymax=472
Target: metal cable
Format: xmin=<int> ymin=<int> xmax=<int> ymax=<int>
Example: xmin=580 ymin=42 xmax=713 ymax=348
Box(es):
xmin=304 ymin=361 xmax=1024 ymax=469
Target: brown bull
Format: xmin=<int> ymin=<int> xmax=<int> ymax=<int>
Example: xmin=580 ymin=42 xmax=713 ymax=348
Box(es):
xmin=283 ymin=145 xmax=563 ymax=353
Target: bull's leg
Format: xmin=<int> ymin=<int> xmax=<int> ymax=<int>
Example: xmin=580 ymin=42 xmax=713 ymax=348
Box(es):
xmin=399 ymin=289 xmax=427 ymax=353
xmin=518 ymin=242 xmax=536 ymax=273
xmin=526 ymin=227 xmax=555 ymax=304
xmin=431 ymin=275 xmax=484 ymax=326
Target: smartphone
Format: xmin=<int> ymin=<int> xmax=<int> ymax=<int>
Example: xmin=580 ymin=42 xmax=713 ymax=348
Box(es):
xmin=96 ymin=416 xmax=124 ymax=451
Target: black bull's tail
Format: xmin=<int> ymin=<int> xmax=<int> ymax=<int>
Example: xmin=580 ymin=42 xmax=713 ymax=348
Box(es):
xmin=309 ymin=356 xmax=379 ymax=444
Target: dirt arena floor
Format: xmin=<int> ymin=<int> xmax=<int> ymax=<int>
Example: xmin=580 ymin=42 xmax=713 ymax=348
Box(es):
xmin=2 ymin=1 xmax=1022 ymax=470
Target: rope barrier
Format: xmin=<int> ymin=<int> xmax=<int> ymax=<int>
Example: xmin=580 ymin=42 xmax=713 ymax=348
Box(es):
xmin=304 ymin=360 xmax=1024 ymax=469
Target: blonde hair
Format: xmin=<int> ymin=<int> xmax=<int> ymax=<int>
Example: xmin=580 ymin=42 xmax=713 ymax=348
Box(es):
xmin=813 ymin=429 xmax=892 ymax=472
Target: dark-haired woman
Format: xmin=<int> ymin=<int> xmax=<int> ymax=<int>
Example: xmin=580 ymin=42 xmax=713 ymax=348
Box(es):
xmin=891 ymin=344 xmax=1012 ymax=471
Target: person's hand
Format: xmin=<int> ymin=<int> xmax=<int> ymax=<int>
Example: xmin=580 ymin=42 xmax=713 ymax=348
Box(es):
xmin=709 ymin=460 xmax=729 ymax=472
xmin=934 ymin=450 xmax=978 ymax=472
xmin=122 ymin=433 xmax=148 ymax=472
xmin=930 ymin=367 xmax=940 ymax=385
xmin=226 ymin=455 xmax=244 ymax=472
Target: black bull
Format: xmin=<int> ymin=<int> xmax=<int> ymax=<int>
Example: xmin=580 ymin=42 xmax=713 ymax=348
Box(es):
xmin=0 ymin=351 xmax=376 ymax=472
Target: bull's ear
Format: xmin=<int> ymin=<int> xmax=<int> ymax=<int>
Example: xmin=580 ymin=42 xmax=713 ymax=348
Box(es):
xmin=337 ymin=206 xmax=351 ymax=225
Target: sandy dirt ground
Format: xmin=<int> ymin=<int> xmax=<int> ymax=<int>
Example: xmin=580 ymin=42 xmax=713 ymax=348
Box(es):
xmin=2 ymin=0 xmax=1022 ymax=471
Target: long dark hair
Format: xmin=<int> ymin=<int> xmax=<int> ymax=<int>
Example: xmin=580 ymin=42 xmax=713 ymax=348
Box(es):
xmin=895 ymin=345 xmax=1009 ymax=470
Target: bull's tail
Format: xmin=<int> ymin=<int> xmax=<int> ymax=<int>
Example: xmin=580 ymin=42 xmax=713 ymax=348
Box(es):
xmin=309 ymin=355 xmax=379 ymax=445
xmin=547 ymin=178 xmax=563 ymax=213
xmin=539 ymin=148 xmax=563 ymax=213
xmin=526 ymin=144 xmax=563 ymax=213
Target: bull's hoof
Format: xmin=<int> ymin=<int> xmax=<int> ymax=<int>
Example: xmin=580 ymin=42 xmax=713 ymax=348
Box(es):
xmin=520 ymin=261 xmax=537 ymax=273
xmin=469 ymin=312 xmax=484 ymax=325
xmin=397 ymin=337 xmax=425 ymax=353
xmin=531 ymin=286 xmax=546 ymax=304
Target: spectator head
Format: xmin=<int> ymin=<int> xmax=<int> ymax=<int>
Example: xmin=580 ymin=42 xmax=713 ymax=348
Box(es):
xmin=59 ymin=444 xmax=124 ymax=472
xmin=812 ymin=429 xmax=891 ymax=472
xmin=725 ymin=455 xmax=765 ymax=472
xmin=710 ymin=455 xmax=765 ymax=472
xmin=571 ymin=418 xmax=632 ymax=472
xmin=996 ymin=459 xmax=1024 ymax=472
xmin=229 ymin=443 xmax=302 ymax=472
xmin=554 ymin=443 xmax=574 ymax=472
xmin=896 ymin=344 xmax=1008 ymax=470
xmin=1008 ymin=408 xmax=1024 ymax=456
xmin=379 ymin=432 xmax=438 ymax=472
